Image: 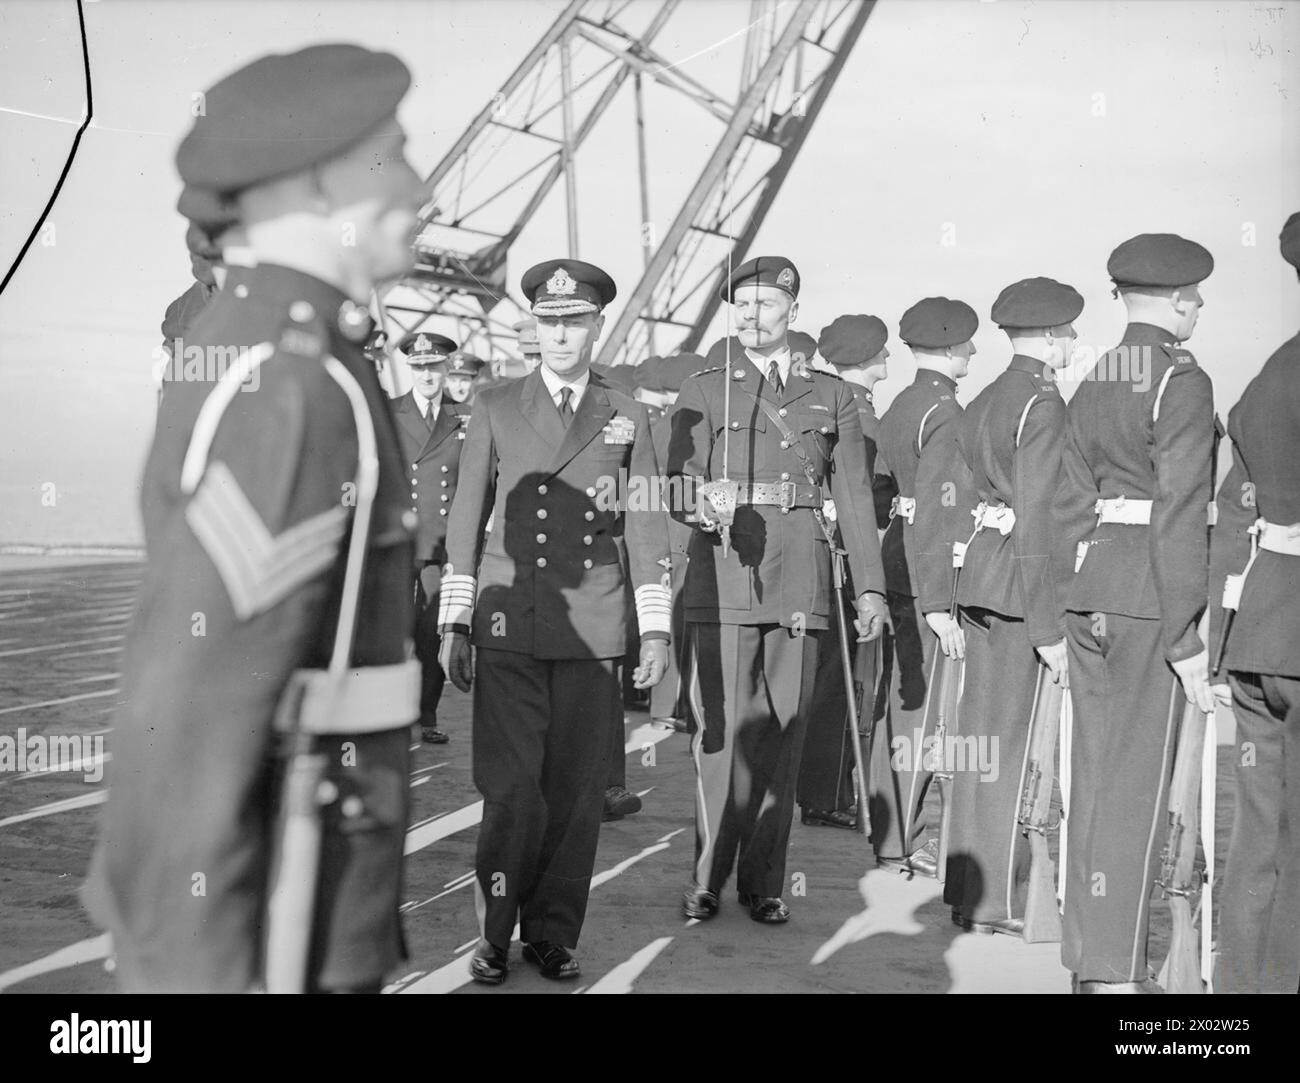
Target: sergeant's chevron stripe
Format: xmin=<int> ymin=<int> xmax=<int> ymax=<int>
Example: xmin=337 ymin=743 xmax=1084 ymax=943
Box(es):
xmin=438 ymin=573 xmax=477 ymax=629
xmin=185 ymin=461 xmax=348 ymax=620
xmin=634 ymin=582 xmax=672 ymax=635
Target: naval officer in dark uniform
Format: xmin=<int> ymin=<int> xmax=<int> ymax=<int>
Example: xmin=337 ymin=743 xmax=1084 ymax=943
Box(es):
xmin=82 ymin=44 xmax=426 ymax=993
xmin=867 ymin=297 xmax=977 ymax=874
xmin=797 ymin=314 xmax=892 ymax=829
xmin=438 ymin=259 xmax=670 ymax=984
xmin=1209 ymin=212 xmax=1300 ymax=994
xmin=390 ymin=331 xmax=470 ymax=745
xmin=915 ymin=278 xmax=1081 ymax=932
xmin=667 ymin=256 xmax=888 ymax=924
xmin=1057 ymin=233 xmax=1217 ymax=993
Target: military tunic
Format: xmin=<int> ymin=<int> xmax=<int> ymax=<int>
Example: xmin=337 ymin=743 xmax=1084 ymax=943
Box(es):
xmin=915 ymin=355 xmax=1072 ymax=923
xmin=867 ymin=369 xmax=962 ymax=859
xmin=391 ymin=391 xmax=470 ymax=729
xmin=667 ymin=357 xmax=885 ymax=898
xmin=439 ymin=368 xmax=669 ymax=949
xmin=1057 ymin=322 xmax=1216 ymax=983
xmin=1209 ymin=330 xmax=1300 ymax=994
xmin=83 ymin=263 xmax=416 ymax=992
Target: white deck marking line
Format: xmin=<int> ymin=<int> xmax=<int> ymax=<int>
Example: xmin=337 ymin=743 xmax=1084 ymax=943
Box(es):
xmin=400 ymin=875 xmax=477 ymax=914
xmin=68 ymin=674 xmax=120 ymax=685
xmin=60 ymin=647 xmax=123 ymax=660
xmin=0 ymin=689 xmax=119 ymax=716
xmin=584 ymin=937 xmax=674 ymax=993
xmin=399 ymin=831 xmax=681 ymax=994
xmin=0 ymin=935 xmax=112 ymax=993
xmin=0 ymin=790 xmax=106 ymax=828
xmin=810 ymin=867 xmax=943 ymax=966
xmin=12 ymin=750 xmax=112 ymax=781
xmin=0 ymin=635 xmax=121 ymax=658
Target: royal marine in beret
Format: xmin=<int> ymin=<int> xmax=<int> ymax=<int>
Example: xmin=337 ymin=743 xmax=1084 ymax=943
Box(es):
xmin=655 ymin=352 xmax=707 ymax=393
xmin=175 ymin=44 xmax=410 ymax=230
xmin=990 ymin=277 xmax=1085 ymax=329
xmin=513 ymin=317 xmax=541 ymax=356
xmin=1280 ymin=211 xmax=1300 ymax=270
xmin=399 ymin=331 xmax=457 ymax=364
xmin=721 ymin=255 xmax=800 ymax=302
xmin=1107 ymin=233 xmax=1214 ymax=289
xmin=899 ymin=296 xmax=979 ymax=349
xmin=447 ymin=350 xmax=485 ymax=376
xmin=521 ymin=259 xmax=617 ymax=316
xmin=634 ymin=355 xmax=664 ymax=392
xmin=819 ymin=314 xmax=888 ymax=368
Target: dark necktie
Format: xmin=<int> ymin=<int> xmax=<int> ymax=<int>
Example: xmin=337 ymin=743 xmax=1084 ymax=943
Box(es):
xmin=767 ymin=359 xmax=784 ymax=397
xmin=558 ymin=386 xmax=574 ymax=427
xmin=424 ymin=403 xmax=437 ymax=431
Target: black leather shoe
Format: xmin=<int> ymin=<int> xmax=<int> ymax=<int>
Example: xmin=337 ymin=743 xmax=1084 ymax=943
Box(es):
xmin=602 ymin=785 xmax=642 ymax=821
xmin=682 ymin=885 xmax=719 ymax=920
xmin=952 ymin=912 xmax=1026 ymax=937
xmin=738 ymin=894 xmax=790 ymax=924
xmin=468 ymin=939 xmax=509 ymax=985
xmin=421 ymin=724 xmax=449 ymax=745
xmin=877 ymin=838 xmax=939 ymax=878
xmin=801 ymin=807 xmax=857 ymax=829
xmin=522 ymin=940 xmax=580 ymax=980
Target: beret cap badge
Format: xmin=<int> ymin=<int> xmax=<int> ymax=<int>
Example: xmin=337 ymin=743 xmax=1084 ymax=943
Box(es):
xmin=777 ymin=267 xmax=795 ymax=289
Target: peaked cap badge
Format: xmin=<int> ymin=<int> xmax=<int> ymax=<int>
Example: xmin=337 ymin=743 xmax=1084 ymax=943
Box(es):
xmin=547 ymin=266 xmax=577 ymax=296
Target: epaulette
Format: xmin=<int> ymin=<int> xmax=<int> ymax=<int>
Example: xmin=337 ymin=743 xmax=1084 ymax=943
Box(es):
xmin=1160 ymin=342 xmax=1199 ymax=369
xmin=276 ymin=300 xmax=328 ymax=362
xmin=689 ymin=366 xmax=724 ymax=379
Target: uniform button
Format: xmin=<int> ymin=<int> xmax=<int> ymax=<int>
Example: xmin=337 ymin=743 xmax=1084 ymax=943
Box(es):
xmin=779 ymin=440 xmax=789 ymax=449
xmin=341 ymin=795 xmax=364 ymax=819
xmin=584 ymin=558 xmax=593 ymax=569
xmin=778 ymin=407 xmax=788 ymax=417
xmin=411 ymin=463 xmax=418 ymax=471
xmin=583 ymin=535 xmax=592 ymax=545
xmin=289 ymin=300 xmax=315 ymax=322
xmin=586 ymin=486 xmax=596 ymax=497
xmin=821 ymin=426 xmax=830 ymax=433
xmin=441 ymin=465 xmax=449 ymax=473
xmin=535 ymin=509 xmax=547 ymax=520
xmin=781 ymin=472 xmax=790 ymax=481
xmin=536 ymin=557 xmax=547 ymax=568
xmin=411 ymin=490 xmax=419 ymax=499
xmin=537 ymin=533 xmax=547 ymax=544
xmin=538 ymin=484 xmax=548 ymax=495
xmin=234 ymin=283 xmax=250 ymax=299
xmin=440 ymin=495 xmax=449 ymax=502
xmin=402 ymin=510 xmax=418 ymax=531
xmin=731 ymin=421 xmax=740 ymax=429
xmin=439 ymin=509 xmax=447 ymax=517
xmin=440 ymin=480 xmax=448 ymax=488
xmin=584 ymin=510 xmax=594 ymax=521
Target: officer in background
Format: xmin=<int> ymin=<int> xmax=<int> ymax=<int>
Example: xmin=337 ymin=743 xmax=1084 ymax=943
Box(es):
xmin=391 ymin=331 xmax=469 ymax=745
xmin=797 ymin=314 xmax=891 ymax=829
xmin=1209 ymin=212 xmax=1300 ymax=994
xmin=668 ymin=256 xmax=888 ymax=924
xmin=82 ymin=44 xmax=425 ymax=993
xmin=438 ymin=259 xmax=670 ymax=984
xmin=1057 ymin=233 xmax=1217 ymax=993
xmin=868 ymin=297 xmax=977 ymax=875
xmin=916 ymin=279 xmax=1080 ymax=932
xmin=445 ymin=349 xmax=485 ymax=405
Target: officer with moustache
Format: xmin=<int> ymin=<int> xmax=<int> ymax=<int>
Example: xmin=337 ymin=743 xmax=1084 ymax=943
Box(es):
xmin=438 ymin=259 xmax=670 ymax=984
xmin=668 ymin=257 xmax=888 ymax=924
xmin=391 ymin=331 xmax=469 ymax=745
xmin=1057 ymin=233 xmax=1217 ymax=993
xmin=868 ymin=297 xmax=977 ymax=875
xmin=1209 ymin=212 xmax=1300 ymax=994
xmin=915 ymin=278 xmax=1081 ymax=932
xmin=797 ymin=314 xmax=892 ymax=829
xmin=82 ymin=44 xmax=426 ymax=993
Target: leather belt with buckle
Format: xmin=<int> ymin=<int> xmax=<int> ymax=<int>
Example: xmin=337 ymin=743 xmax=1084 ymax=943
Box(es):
xmin=737 ymin=481 xmax=822 ymax=511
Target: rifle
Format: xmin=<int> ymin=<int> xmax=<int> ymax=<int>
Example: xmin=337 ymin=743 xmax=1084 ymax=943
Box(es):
xmin=1017 ymin=671 xmax=1064 ymax=943
xmin=851 ymin=629 xmax=882 ymax=840
xmin=931 ymin=539 xmax=967 ymax=885
xmin=1156 ymin=701 xmax=1212 ymax=994
xmin=831 ymin=545 xmax=872 ymax=838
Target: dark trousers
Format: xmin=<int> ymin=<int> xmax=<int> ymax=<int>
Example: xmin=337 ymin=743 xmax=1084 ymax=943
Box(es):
xmin=797 ymin=595 xmax=856 ymax=813
xmin=1219 ymin=670 xmax=1300 ymax=994
xmin=1061 ymin=611 xmax=1183 ymax=983
xmin=413 ymin=563 xmax=445 ymax=725
xmin=943 ymin=607 xmax=1040 ymax=924
xmin=472 ymin=648 xmax=620 ymax=949
xmin=687 ymin=622 xmax=821 ymax=898
xmin=868 ymin=592 xmax=936 ymax=858
xmin=607 ymin=700 xmax=626 ymax=790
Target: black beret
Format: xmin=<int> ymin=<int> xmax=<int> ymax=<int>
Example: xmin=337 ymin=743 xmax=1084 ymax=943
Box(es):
xmin=522 ymin=259 xmax=616 ymax=316
xmin=990 ymin=277 xmax=1084 ymax=329
xmin=899 ymin=297 xmax=979 ymax=349
xmin=590 ymin=363 xmax=636 ymax=394
xmin=656 ymin=353 xmax=707 ymax=393
xmin=399 ymin=332 xmax=457 ymax=362
xmin=787 ymin=330 xmax=818 ymax=364
xmin=447 ymin=351 xmax=484 ymax=376
xmin=1107 ymin=233 xmax=1213 ymax=288
xmin=176 ymin=45 xmax=410 ymax=207
xmin=1280 ymin=212 xmax=1300 ymax=270
xmin=721 ymin=255 xmax=800 ymax=302
xmin=818 ymin=315 xmax=888 ymax=368
xmin=633 ymin=356 xmax=663 ymax=392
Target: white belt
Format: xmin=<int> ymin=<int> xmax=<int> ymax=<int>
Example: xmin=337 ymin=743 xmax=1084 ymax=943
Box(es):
xmin=1095 ymin=496 xmax=1152 ymax=525
xmin=1259 ymin=518 xmax=1300 ymax=556
xmin=890 ymin=495 xmax=916 ymax=525
xmin=273 ymin=659 xmax=422 ymax=735
xmin=972 ymin=501 xmax=1015 ymax=535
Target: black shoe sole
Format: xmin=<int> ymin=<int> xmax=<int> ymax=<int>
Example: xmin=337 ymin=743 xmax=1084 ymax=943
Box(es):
xmin=469 ymin=965 xmax=507 ymax=985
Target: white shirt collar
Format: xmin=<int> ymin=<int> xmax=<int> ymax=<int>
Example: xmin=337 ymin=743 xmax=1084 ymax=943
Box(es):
xmin=745 ymin=343 xmax=792 ymax=386
xmin=414 ymin=390 xmax=441 ymax=419
xmin=539 ymin=364 xmax=591 ymax=409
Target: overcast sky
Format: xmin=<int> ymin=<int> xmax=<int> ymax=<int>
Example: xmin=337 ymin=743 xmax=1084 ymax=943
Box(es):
xmin=1 ymin=0 xmax=1297 ymax=546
